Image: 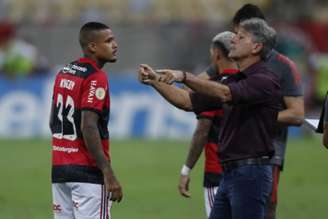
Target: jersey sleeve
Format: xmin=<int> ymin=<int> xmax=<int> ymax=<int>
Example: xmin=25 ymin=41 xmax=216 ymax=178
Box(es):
xmin=277 ymin=54 xmax=303 ymax=96
xmin=81 ymin=72 xmax=108 ymax=113
xmin=196 ymin=109 xmax=224 ymax=120
xmin=51 ymin=75 xmax=59 ymax=101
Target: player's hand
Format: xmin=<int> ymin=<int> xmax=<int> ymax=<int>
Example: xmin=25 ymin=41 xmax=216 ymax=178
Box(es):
xmin=103 ymin=171 xmax=123 ymax=203
xmin=138 ymin=64 xmax=159 ymax=85
xmin=178 ymin=175 xmax=191 ymax=198
xmin=156 ymin=69 xmax=185 ymax=84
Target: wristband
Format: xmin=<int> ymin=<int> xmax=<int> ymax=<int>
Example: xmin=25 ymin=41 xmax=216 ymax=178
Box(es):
xmin=180 ymin=164 xmax=191 ymax=176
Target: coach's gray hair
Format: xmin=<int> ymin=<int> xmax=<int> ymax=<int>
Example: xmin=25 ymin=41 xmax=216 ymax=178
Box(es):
xmin=240 ymin=18 xmax=276 ymax=59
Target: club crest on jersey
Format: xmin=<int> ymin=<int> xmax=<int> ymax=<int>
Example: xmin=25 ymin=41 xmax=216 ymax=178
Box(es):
xmin=95 ymin=87 xmax=106 ymax=100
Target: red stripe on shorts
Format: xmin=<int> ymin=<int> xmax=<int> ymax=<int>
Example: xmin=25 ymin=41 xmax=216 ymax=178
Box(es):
xmin=271 ymin=166 xmax=281 ymax=204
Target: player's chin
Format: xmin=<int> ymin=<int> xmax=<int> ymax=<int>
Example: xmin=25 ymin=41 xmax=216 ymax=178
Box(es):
xmin=106 ymin=55 xmax=117 ymax=63
xmin=109 ymin=57 xmax=117 ymax=63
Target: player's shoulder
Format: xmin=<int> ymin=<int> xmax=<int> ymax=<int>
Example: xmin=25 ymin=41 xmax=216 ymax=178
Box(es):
xmin=276 ymin=52 xmax=296 ymax=69
xmin=266 ymin=50 xmax=297 ymax=72
xmin=265 ymin=49 xmax=301 ymax=82
xmin=58 ymin=58 xmax=107 ymax=79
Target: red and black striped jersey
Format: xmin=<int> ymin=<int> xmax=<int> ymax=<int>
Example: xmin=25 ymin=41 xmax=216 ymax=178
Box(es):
xmin=50 ymin=57 xmax=110 ymax=184
xmin=200 ymin=68 xmax=240 ymax=187
xmin=197 ymin=110 xmax=223 ymax=182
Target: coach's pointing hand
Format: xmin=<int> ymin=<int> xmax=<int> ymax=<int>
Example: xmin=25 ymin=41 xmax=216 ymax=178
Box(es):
xmin=156 ymin=69 xmax=185 ymax=84
xmin=138 ymin=64 xmax=159 ymax=84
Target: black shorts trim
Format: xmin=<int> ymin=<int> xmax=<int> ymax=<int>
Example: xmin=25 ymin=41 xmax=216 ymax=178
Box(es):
xmin=81 ymin=108 xmax=102 ymax=115
xmin=203 ymin=172 xmax=223 ymax=187
xmin=52 ymin=165 xmax=103 ymax=184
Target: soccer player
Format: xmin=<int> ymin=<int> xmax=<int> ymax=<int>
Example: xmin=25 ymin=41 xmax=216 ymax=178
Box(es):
xmin=49 ymin=22 xmax=123 ymax=219
xmin=177 ymin=32 xmax=239 ymax=218
xmin=232 ymin=4 xmax=304 ymax=219
xmin=140 ymin=18 xmax=279 ymax=219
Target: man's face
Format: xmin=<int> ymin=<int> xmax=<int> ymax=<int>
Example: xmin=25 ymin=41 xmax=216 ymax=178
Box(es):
xmin=229 ymin=27 xmax=258 ymax=60
xmin=93 ymin=29 xmax=118 ymax=63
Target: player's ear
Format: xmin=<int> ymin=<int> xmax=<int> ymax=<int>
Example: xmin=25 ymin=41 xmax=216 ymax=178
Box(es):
xmin=252 ymin=42 xmax=263 ymax=56
xmin=215 ymin=48 xmax=221 ymax=60
xmin=88 ymin=42 xmax=97 ymax=53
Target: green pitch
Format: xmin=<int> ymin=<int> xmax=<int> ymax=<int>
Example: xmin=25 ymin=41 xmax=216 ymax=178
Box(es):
xmin=0 ymin=137 xmax=327 ymax=219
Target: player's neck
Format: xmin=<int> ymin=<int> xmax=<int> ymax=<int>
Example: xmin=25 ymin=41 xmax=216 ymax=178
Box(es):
xmin=237 ymin=55 xmax=261 ymax=71
xmin=83 ymin=54 xmax=105 ymax=69
xmin=218 ymin=61 xmax=238 ymax=73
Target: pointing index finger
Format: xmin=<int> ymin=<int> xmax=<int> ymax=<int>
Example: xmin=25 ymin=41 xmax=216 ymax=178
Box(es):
xmin=140 ymin=64 xmax=152 ymax=70
xmin=156 ymin=69 xmax=171 ymax=74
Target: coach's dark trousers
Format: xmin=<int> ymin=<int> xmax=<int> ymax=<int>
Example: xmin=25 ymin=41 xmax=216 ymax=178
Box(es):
xmin=209 ymin=165 xmax=272 ymax=219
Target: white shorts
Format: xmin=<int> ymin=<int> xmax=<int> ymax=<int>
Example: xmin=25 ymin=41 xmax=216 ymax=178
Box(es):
xmin=52 ymin=182 xmax=112 ymax=219
xmin=204 ymin=186 xmax=218 ymax=218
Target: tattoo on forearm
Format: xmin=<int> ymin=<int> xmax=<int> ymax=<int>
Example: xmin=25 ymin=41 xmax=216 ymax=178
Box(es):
xmin=83 ymin=125 xmax=108 ymax=170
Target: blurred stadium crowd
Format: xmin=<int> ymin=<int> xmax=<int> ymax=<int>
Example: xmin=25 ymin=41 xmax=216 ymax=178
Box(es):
xmin=0 ymin=0 xmax=327 ymax=110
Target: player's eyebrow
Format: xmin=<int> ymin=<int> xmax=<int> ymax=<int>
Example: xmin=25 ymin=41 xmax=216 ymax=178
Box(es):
xmin=105 ymin=36 xmax=114 ymax=42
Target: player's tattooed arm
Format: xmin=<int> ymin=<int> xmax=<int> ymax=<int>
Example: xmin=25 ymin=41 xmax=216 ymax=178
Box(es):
xmin=179 ymin=118 xmax=212 ymax=198
xmin=81 ymin=111 xmax=109 ymax=171
xmin=138 ymin=64 xmax=193 ymax=111
xmin=185 ymin=117 xmax=212 ymax=169
xmin=49 ymin=102 xmax=55 ymax=130
xmin=81 ymin=111 xmax=123 ymax=202
xmin=277 ymin=96 xmax=304 ymax=126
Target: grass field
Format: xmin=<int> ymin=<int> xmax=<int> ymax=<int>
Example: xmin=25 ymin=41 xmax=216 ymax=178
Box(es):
xmin=0 ymin=137 xmax=327 ymax=219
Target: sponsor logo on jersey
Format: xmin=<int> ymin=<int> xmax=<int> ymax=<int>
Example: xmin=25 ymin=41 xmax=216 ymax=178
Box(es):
xmin=71 ymin=64 xmax=87 ymax=72
xmin=62 ymin=64 xmax=87 ymax=75
xmin=95 ymin=87 xmax=106 ymax=100
xmin=62 ymin=65 xmax=76 ymax=74
xmin=87 ymin=80 xmax=97 ymax=103
xmin=53 ymin=145 xmax=79 ymax=153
